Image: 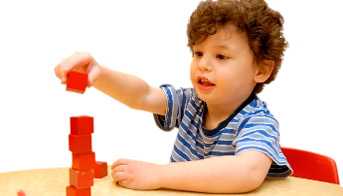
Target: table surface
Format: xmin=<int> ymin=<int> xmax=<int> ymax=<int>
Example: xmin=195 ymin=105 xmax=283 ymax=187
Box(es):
xmin=0 ymin=167 xmax=343 ymax=196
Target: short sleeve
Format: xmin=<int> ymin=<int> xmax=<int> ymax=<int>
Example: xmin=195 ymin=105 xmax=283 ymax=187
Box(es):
xmin=153 ymin=84 xmax=186 ymax=131
xmin=234 ymin=115 xmax=292 ymax=177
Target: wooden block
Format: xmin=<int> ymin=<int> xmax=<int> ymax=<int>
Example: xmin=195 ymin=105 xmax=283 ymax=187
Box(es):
xmin=70 ymin=116 xmax=94 ymax=135
xmin=69 ymin=134 xmax=92 ymax=153
xmin=17 ymin=190 xmax=26 ymax=196
xmin=66 ymin=185 xmax=91 ymax=196
xmin=66 ymin=71 xmax=88 ymax=93
xmin=69 ymin=169 xmax=94 ymax=189
xmin=94 ymin=161 xmax=108 ymax=178
xmin=72 ymin=152 xmax=96 ymax=170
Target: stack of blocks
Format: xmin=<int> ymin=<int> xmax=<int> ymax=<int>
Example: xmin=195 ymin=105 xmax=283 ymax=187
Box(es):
xmin=66 ymin=71 xmax=108 ymax=196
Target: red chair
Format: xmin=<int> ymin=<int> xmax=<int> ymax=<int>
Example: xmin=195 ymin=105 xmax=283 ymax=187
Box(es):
xmin=282 ymin=147 xmax=340 ymax=184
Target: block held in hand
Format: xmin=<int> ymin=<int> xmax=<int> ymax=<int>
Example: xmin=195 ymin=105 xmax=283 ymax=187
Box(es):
xmin=66 ymin=71 xmax=88 ymax=93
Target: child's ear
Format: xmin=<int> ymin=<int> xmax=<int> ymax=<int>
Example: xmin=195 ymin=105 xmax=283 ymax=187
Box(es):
xmin=254 ymin=60 xmax=275 ymax=83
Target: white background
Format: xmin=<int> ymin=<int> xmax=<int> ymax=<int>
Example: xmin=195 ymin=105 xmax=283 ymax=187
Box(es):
xmin=0 ymin=0 xmax=342 ymax=184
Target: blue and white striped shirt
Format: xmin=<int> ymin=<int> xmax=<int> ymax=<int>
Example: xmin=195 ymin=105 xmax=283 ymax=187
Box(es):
xmin=154 ymin=84 xmax=292 ymax=177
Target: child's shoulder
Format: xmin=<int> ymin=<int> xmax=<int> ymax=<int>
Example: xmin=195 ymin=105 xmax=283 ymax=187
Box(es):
xmin=239 ymin=96 xmax=278 ymax=125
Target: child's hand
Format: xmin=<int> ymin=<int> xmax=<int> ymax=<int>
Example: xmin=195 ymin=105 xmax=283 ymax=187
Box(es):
xmin=111 ymin=159 xmax=163 ymax=190
xmin=54 ymin=52 xmax=102 ymax=86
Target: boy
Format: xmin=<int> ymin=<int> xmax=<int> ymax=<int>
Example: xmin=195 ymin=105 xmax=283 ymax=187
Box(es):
xmin=55 ymin=0 xmax=292 ymax=193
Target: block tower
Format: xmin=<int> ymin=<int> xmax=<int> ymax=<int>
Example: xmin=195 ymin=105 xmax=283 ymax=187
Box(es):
xmin=66 ymin=71 xmax=108 ymax=196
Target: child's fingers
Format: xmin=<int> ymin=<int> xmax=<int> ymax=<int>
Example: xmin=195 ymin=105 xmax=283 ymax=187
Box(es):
xmin=64 ymin=52 xmax=93 ymax=71
xmin=54 ymin=58 xmax=78 ymax=82
xmin=54 ymin=64 xmax=68 ymax=82
xmin=112 ymin=164 xmax=128 ymax=173
xmin=112 ymin=171 xmax=127 ymax=183
xmin=111 ymin=159 xmax=131 ymax=169
xmin=55 ymin=52 xmax=94 ymax=82
xmin=118 ymin=180 xmax=130 ymax=187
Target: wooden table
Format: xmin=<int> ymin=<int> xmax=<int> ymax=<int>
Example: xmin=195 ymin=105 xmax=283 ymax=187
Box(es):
xmin=0 ymin=168 xmax=342 ymax=196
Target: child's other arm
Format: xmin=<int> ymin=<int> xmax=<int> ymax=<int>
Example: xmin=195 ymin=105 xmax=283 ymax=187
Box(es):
xmin=55 ymin=52 xmax=166 ymax=115
xmin=159 ymin=151 xmax=271 ymax=193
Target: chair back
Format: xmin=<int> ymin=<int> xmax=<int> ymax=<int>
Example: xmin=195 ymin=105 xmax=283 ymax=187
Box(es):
xmin=282 ymin=147 xmax=340 ymax=184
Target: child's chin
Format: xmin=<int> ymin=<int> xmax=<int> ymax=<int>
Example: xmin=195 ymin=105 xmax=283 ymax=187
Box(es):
xmin=195 ymin=91 xmax=211 ymax=103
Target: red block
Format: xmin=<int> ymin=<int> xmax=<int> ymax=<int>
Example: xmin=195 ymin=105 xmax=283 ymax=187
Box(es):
xmin=94 ymin=161 xmax=108 ymax=178
xmin=17 ymin=190 xmax=26 ymax=196
xmin=70 ymin=116 xmax=94 ymax=135
xmin=66 ymin=185 xmax=91 ymax=196
xmin=69 ymin=169 xmax=94 ymax=189
xmin=72 ymin=152 xmax=96 ymax=170
xmin=66 ymin=71 xmax=88 ymax=93
xmin=69 ymin=134 xmax=92 ymax=153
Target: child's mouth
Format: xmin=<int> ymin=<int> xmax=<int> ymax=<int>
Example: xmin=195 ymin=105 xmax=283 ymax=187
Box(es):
xmin=197 ymin=76 xmax=215 ymax=93
xmin=198 ymin=77 xmax=215 ymax=86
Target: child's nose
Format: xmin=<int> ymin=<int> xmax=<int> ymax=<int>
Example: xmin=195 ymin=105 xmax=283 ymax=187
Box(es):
xmin=198 ymin=57 xmax=212 ymax=72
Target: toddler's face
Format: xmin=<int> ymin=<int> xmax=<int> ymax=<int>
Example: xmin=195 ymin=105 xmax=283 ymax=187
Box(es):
xmin=190 ymin=23 xmax=259 ymax=106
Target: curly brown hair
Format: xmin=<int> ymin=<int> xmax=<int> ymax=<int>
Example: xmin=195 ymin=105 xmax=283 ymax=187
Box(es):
xmin=187 ymin=0 xmax=287 ymax=93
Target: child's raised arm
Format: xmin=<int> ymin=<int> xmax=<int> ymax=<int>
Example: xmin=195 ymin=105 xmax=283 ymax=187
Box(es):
xmin=54 ymin=52 xmax=167 ymax=115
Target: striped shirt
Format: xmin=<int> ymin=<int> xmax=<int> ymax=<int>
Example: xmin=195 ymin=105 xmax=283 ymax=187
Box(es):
xmin=153 ymin=84 xmax=292 ymax=177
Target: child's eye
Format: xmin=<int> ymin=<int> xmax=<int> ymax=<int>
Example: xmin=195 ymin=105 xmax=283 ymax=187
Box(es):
xmin=216 ymin=54 xmax=228 ymax=60
xmin=194 ymin=51 xmax=203 ymax=57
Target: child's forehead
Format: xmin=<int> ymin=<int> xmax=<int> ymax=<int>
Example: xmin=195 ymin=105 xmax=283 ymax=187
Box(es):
xmin=193 ymin=24 xmax=247 ymax=50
